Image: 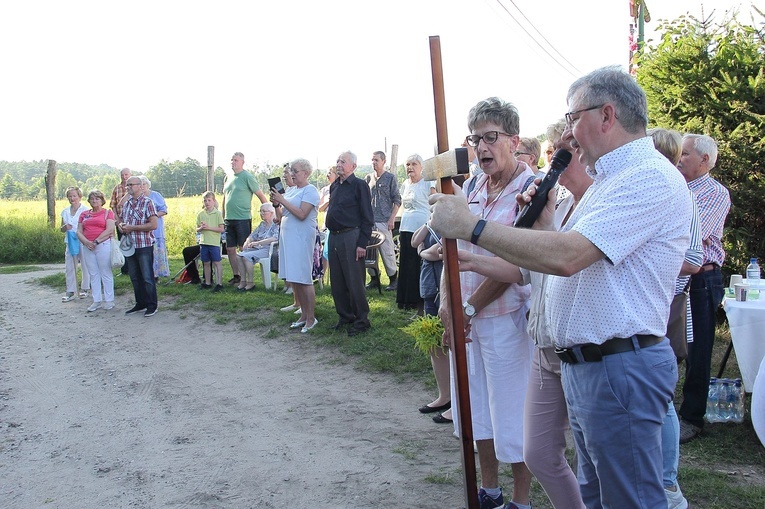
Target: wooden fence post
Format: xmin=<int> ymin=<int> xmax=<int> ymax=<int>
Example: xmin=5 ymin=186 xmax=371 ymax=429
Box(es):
xmin=45 ymin=160 xmax=57 ymax=227
xmin=207 ymin=146 xmax=215 ymax=192
xmin=389 ymin=144 xmax=398 ymax=175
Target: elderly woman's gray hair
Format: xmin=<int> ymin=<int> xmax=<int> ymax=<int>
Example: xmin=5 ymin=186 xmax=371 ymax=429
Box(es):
xmin=406 ymin=154 xmax=423 ymax=165
xmin=546 ymin=119 xmax=568 ymax=147
xmin=260 ymin=202 xmax=276 ymax=214
xmin=139 ymin=175 xmax=151 ymax=188
xmin=290 ymin=158 xmax=313 ymax=177
xmin=467 ymin=97 xmax=520 ymax=136
xmin=566 ymin=65 xmax=648 ymax=134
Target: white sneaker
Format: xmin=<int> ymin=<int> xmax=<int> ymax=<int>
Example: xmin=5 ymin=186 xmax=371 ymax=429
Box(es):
xmin=62 ymin=294 xmax=76 ymax=302
xmin=78 ymin=290 xmax=89 ymax=299
xmin=102 ymin=302 xmax=115 ymax=310
xmin=280 ymin=304 xmax=298 ymax=312
xmin=284 ymin=287 xmax=293 ymax=295
xmin=294 ymin=307 xmax=302 ymax=315
xmin=665 ymin=485 xmax=688 ymax=509
xmin=87 ymin=302 xmax=101 ymax=312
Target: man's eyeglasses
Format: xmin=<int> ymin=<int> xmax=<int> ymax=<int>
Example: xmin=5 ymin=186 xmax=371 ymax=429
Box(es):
xmin=125 ymin=183 xmax=139 ymax=187
xmin=465 ymin=131 xmax=514 ymax=148
xmin=565 ymin=104 xmax=604 ymax=127
xmin=515 ymin=151 xmax=533 ymax=158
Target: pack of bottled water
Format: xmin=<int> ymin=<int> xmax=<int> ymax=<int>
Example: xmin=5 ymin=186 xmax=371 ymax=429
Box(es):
xmin=705 ymin=377 xmax=746 ymax=424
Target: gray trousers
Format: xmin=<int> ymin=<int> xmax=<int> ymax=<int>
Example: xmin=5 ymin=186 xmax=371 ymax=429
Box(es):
xmin=367 ymin=222 xmax=397 ymax=278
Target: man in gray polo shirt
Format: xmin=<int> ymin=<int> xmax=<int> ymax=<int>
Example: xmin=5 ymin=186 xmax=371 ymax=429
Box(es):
xmin=365 ymin=150 xmax=401 ymax=291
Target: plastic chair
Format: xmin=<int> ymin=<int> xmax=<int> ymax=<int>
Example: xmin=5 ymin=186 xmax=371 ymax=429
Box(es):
xmin=365 ymin=231 xmax=385 ymax=295
xmin=254 ymin=241 xmax=278 ymax=290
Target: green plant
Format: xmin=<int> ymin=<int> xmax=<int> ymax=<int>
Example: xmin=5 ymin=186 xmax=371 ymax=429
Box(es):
xmin=400 ymin=314 xmax=444 ymax=355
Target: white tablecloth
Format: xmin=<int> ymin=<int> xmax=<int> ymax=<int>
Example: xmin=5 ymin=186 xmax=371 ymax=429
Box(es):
xmin=723 ymin=296 xmax=765 ymax=392
xmin=752 ymin=356 xmax=765 ymax=448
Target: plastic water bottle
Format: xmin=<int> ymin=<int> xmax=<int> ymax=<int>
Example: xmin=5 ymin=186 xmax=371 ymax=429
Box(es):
xmin=732 ymin=379 xmax=745 ymax=423
xmin=747 ymin=257 xmax=761 ymax=281
xmin=747 ymin=258 xmax=761 ymax=299
xmin=705 ymin=378 xmax=720 ymax=423
xmin=724 ymin=380 xmax=738 ymax=422
xmin=718 ymin=380 xmax=731 ymax=422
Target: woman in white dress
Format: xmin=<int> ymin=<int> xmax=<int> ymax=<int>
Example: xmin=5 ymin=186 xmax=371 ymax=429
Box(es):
xmin=397 ymin=154 xmax=436 ymax=310
xmin=271 ymin=159 xmax=321 ymax=333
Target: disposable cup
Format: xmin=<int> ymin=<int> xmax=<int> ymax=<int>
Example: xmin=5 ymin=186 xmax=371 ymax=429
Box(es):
xmin=734 ymin=283 xmax=750 ymax=302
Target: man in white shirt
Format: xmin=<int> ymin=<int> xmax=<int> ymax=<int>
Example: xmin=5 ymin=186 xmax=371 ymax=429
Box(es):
xmin=429 ymin=66 xmax=692 ymax=508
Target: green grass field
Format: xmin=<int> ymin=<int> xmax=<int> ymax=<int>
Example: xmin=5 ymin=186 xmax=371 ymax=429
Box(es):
xmin=0 ymin=196 xmax=287 ymax=264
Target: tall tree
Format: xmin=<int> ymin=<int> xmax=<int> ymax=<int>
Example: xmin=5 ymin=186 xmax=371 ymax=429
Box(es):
xmin=637 ymin=9 xmax=765 ymax=274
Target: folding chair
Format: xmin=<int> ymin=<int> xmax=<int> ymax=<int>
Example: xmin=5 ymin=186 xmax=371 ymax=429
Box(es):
xmin=365 ymin=231 xmax=385 ymax=295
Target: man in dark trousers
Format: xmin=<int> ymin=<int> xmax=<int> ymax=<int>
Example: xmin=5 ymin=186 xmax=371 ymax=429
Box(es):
xmin=120 ymin=176 xmax=159 ymax=317
xmin=677 ymin=134 xmax=731 ymax=444
xmin=326 ymin=150 xmax=374 ymax=336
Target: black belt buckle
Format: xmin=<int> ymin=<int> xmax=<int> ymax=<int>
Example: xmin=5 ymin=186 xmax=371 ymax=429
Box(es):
xmin=554 ymin=347 xmax=578 ymax=364
xmin=581 ymin=344 xmax=603 ymax=362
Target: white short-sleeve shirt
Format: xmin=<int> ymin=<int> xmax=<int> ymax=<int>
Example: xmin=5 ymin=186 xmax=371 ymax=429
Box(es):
xmin=548 ymin=137 xmax=693 ymax=347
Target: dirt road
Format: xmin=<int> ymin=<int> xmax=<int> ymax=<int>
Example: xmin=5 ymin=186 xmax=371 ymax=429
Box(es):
xmin=0 ymin=266 xmax=465 ymax=508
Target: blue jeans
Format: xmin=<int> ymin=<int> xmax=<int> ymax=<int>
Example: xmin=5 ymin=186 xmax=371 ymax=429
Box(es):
xmin=680 ymin=268 xmax=724 ymax=428
xmin=127 ymin=246 xmax=157 ymax=311
xmin=561 ymin=338 xmax=676 ymax=509
xmin=662 ymin=403 xmax=680 ymax=488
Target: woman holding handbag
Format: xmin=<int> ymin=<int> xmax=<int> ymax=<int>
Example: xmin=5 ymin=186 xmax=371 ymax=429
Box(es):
xmin=60 ymin=186 xmax=90 ymax=302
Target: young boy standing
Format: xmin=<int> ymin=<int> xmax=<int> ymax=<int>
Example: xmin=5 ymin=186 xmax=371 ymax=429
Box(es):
xmin=196 ymin=192 xmax=225 ymax=292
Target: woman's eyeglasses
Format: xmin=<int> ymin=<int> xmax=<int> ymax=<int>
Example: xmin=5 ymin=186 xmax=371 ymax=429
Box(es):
xmin=465 ymin=131 xmax=514 ymax=148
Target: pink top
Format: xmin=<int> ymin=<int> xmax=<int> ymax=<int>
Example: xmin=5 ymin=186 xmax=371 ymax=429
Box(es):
xmin=458 ymin=167 xmax=533 ymax=318
xmin=79 ymin=208 xmax=114 ymax=241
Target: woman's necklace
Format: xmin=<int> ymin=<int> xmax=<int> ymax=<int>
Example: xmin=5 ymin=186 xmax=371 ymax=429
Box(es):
xmin=483 ymin=162 xmax=521 ymax=219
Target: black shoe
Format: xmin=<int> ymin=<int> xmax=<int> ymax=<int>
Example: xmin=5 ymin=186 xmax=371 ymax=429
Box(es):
xmin=432 ymin=413 xmax=453 ymax=424
xmin=227 ymin=275 xmax=241 ymax=285
xmin=212 ymin=284 xmax=223 ymax=293
xmin=189 ymin=278 xmax=201 ymax=285
xmin=125 ymin=305 xmax=146 ymax=315
xmin=385 ymin=273 xmax=398 ymax=291
xmin=199 ymin=283 xmax=212 ymax=290
xmin=365 ymin=277 xmax=381 ymax=290
xmin=348 ymin=325 xmax=370 ymax=337
xmin=418 ymin=401 xmax=451 ymax=414
xmin=330 ymin=322 xmax=350 ymax=331
xmin=144 ymin=308 xmax=157 ymax=317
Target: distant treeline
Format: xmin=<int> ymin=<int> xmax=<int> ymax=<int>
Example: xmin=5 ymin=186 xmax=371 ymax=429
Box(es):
xmin=0 ymin=158 xmax=381 ymax=201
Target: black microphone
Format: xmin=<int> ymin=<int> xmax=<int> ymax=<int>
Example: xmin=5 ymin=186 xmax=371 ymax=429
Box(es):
xmin=514 ymin=149 xmax=573 ymax=228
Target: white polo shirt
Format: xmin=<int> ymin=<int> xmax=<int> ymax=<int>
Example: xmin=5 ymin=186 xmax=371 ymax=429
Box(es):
xmin=548 ymin=137 xmax=692 ymax=347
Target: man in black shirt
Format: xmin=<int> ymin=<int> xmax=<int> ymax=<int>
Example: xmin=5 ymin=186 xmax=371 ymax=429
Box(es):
xmin=326 ymin=150 xmax=374 ymax=335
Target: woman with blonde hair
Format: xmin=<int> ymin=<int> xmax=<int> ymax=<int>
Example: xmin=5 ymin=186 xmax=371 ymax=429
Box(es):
xmin=270 ymin=159 xmax=321 ymax=333
xmin=60 ymin=186 xmax=90 ymax=302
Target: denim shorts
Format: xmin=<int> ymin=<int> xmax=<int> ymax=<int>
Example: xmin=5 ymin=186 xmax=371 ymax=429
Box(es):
xmin=200 ymin=244 xmax=222 ymax=263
